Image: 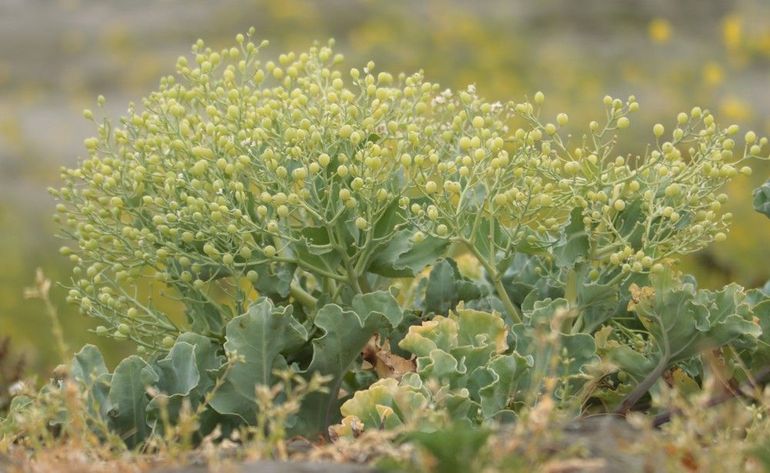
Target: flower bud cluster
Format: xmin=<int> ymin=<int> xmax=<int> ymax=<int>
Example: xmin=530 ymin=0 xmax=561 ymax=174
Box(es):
xmin=51 ymin=33 xmax=768 ymax=348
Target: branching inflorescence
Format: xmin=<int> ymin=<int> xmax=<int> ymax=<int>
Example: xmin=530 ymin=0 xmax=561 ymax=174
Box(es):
xmin=41 ymin=30 xmax=770 ymax=442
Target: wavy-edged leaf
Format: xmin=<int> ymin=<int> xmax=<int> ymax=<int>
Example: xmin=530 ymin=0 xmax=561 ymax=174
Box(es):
xmin=753 ymin=180 xmax=770 ymax=218
xmin=477 ymin=353 xmax=532 ymax=418
xmin=147 ymin=342 xmax=199 ymax=424
xmin=209 ymin=299 xmax=307 ymax=423
xmin=107 ymin=356 xmax=157 ymax=448
xmin=352 ymin=290 xmax=404 ymax=328
xmin=336 ymin=377 xmax=429 ymax=431
xmin=368 ymin=229 xmax=449 ymax=277
xmin=553 ymin=207 xmax=589 ymax=269
xmin=295 ymin=303 xmax=391 ymax=435
xmin=71 ymin=344 xmax=112 ymax=421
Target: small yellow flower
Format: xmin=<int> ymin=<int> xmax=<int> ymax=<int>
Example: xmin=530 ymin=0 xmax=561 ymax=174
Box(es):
xmin=648 ymin=18 xmax=672 ymax=44
xmin=722 ymin=14 xmax=743 ymax=50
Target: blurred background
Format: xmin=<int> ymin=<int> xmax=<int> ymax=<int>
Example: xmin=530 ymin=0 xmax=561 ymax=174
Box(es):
xmin=2 ymin=0 xmax=770 ymax=376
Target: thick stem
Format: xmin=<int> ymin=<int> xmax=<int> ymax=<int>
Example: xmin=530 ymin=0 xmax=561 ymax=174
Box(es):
xmin=493 ymin=277 xmax=523 ymax=324
xmin=461 ymin=239 xmax=522 ymax=324
xmin=614 ymin=349 xmax=669 ymax=416
xmin=289 ymin=282 xmax=317 ymax=312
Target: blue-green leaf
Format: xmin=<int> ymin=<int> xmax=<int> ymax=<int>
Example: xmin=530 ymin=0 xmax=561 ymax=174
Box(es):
xmin=209 ymin=299 xmax=307 ymax=423
xmin=107 ymin=356 xmax=157 ymax=448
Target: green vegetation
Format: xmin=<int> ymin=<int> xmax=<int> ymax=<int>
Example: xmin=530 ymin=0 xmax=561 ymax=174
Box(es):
xmin=4 ymin=29 xmax=770 ymax=472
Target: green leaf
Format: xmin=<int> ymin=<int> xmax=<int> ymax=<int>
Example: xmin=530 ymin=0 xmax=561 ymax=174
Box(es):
xmin=472 ymin=218 xmax=509 ymax=271
xmin=576 ymin=280 xmax=620 ymax=332
xmin=613 ymin=198 xmax=646 ymax=249
xmin=351 ymin=290 xmax=404 ymax=327
xmin=292 ymin=227 xmax=339 ymax=275
xmin=425 ymin=258 xmax=461 ymax=315
xmin=500 ymin=254 xmax=550 ymax=307
xmin=368 ymin=230 xmax=449 ymax=277
xmin=71 ymin=344 xmax=108 ymax=383
xmin=423 ymin=258 xmax=486 ymax=316
xmin=176 ymin=332 xmax=223 ymax=397
xmin=296 ymin=303 xmax=391 ymax=435
xmin=177 ymin=284 xmax=226 ymax=336
xmin=337 ymin=377 xmax=429 ymax=431
xmin=107 ymin=356 xmax=157 ymax=448
xmin=616 ymin=274 xmax=762 ymax=408
xmin=633 ymin=275 xmax=760 ymax=367
xmin=253 ymin=261 xmax=297 ymax=300
xmin=393 ymin=234 xmax=450 ymax=275
xmin=523 ymin=298 xmax=569 ymax=327
xmin=553 ymin=207 xmax=589 ymax=268
xmin=405 ymin=424 xmax=491 ymax=473
xmin=510 ymin=321 xmax=597 ymax=397
xmin=209 ymin=299 xmax=308 ymax=423
xmin=753 ymin=180 xmax=770 ymax=218
xmin=747 ymin=299 xmax=770 ymax=368
xmin=477 ymin=353 xmax=532 ymax=418
xmin=371 ymin=197 xmax=407 ymax=240
xmin=146 ymin=342 xmax=200 ymax=424
xmin=71 ymin=344 xmax=112 ymax=421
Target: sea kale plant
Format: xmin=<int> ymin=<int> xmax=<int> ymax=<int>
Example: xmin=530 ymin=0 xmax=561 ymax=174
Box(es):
xmin=30 ymin=29 xmax=770 ymax=446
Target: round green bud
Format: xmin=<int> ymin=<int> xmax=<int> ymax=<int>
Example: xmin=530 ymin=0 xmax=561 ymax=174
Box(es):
xmin=653 ymin=124 xmax=665 ymax=137
xmin=665 ymin=184 xmax=681 ymax=198
xmin=203 ymin=242 xmax=217 ymax=256
xmin=263 ymin=245 xmax=276 ymax=258
xmin=564 ymin=161 xmax=580 ymax=176
xmin=355 ymin=217 xmax=368 ymax=230
xmin=222 ymin=253 xmax=234 ymax=265
xmin=556 ymin=113 xmax=568 ymax=126
xmin=319 ymin=153 xmax=331 ymax=167
xmin=412 ymin=231 xmax=426 ymax=243
xmin=613 ymin=199 xmax=626 ymax=211
xmin=435 ymin=224 xmax=448 ymax=236
xmin=617 ymin=117 xmax=630 ymax=129
xmin=714 ymin=232 xmax=727 ymax=242
xmin=162 ymin=336 xmax=175 ymax=349
xmin=534 ymin=91 xmax=545 ymax=104
xmin=118 ymin=324 xmax=130 ymax=335
xmin=472 ymin=116 xmax=484 ymax=129
xmin=247 ymin=270 xmax=259 ymax=282
xmin=425 ymin=181 xmax=438 ymax=194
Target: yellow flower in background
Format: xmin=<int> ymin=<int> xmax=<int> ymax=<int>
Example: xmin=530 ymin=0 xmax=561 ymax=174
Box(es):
xmin=758 ymin=32 xmax=770 ymax=57
xmin=648 ymin=18 xmax=671 ymax=44
xmin=722 ymin=14 xmax=743 ymax=50
xmin=720 ymin=96 xmax=751 ymax=121
xmin=702 ymin=62 xmax=724 ymax=87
